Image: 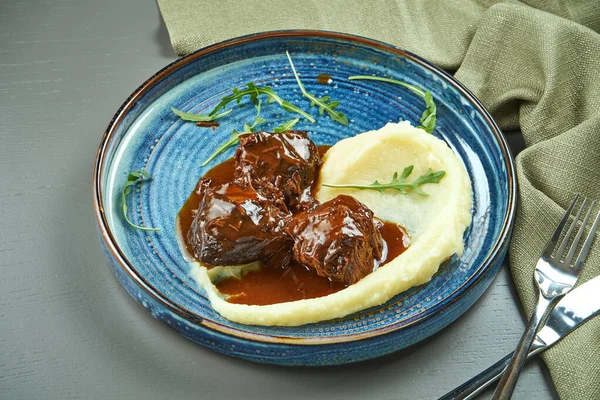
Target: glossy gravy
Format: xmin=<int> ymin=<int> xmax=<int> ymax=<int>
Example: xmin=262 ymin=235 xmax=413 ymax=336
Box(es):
xmin=178 ymin=145 xmax=410 ymax=305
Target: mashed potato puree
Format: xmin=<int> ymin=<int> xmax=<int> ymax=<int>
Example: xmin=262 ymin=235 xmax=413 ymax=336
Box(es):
xmin=191 ymin=121 xmax=472 ymax=326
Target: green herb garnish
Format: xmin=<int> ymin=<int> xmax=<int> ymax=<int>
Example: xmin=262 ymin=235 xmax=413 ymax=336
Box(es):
xmin=348 ymin=76 xmax=437 ymax=133
xmin=286 ymin=51 xmax=348 ymax=126
xmin=171 ymin=107 xmax=232 ymax=122
xmin=202 ymin=97 xmax=265 ymax=167
xmin=273 ymin=118 xmax=300 ymax=133
xmin=418 ymin=90 xmax=437 ymax=133
xmin=207 ymin=262 xmax=262 ymax=284
xmin=201 ymin=132 xmax=239 ymax=167
xmin=210 ymin=82 xmax=315 ymax=123
xmin=322 ymin=166 xmax=445 ymax=196
xmin=122 ymin=170 xmax=160 ymax=231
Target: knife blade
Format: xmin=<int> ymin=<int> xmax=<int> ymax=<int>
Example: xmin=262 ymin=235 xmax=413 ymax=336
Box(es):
xmin=532 ymin=275 xmax=600 ymax=352
xmin=439 ymin=274 xmax=600 ymax=400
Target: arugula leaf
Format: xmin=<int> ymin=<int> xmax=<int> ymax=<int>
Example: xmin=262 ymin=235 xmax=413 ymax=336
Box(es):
xmin=207 ymin=262 xmax=262 ymax=284
xmin=121 ymin=170 xmax=160 ymax=231
xmin=171 ymin=107 xmax=232 ymax=122
xmin=209 ymin=82 xmax=315 ymax=123
xmin=348 ymin=75 xmax=437 ymax=133
xmin=273 ymin=118 xmax=300 ymax=133
xmin=201 ymin=131 xmax=241 ymax=167
xmin=202 ymin=98 xmax=265 ymax=167
xmin=418 ymin=90 xmax=437 ymax=133
xmin=322 ymin=166 xmax=445 ymax=196
xmin=285 ymin=51 xmax=348 ymax=126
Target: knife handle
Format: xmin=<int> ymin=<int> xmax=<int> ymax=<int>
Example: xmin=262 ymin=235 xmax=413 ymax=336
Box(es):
xmin=438 ymin=344 xmax=546 ymax=400
xmin=438 ymin=353 xmax=512 ymax=400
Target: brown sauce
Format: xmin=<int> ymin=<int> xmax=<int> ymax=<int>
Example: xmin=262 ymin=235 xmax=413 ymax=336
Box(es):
xmin=379 ymin=222 xmax=410 ymax=266
xmin=214 ymin=220 xmax=408 ymax=305
xmin=217 ymin=261 xmax=344 ymax=305
xmin=316 ymin=73 xmax=332 ymax=85
xmin=177 ymin=157 xmax=237 ymax=261
xmin=200 ymin=155 xmax=237 ymax=184
xmin=317 ymin=145 xmax=330 ymax=157
xmin=177 ymin=144 xmax=410 ymax=305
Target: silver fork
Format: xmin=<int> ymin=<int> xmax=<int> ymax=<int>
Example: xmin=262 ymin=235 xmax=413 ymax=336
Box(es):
xmin=492 ymin=195 xmax=597 ymax=400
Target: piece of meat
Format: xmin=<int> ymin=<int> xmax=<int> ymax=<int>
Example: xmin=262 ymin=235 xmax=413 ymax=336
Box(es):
xmin=187 ymin=179 xmax=292 ymax=266
xmin=286 ymin=195 xmax=384 ymax=285
xmin=234 ymin=131 xmax=321 ymax=211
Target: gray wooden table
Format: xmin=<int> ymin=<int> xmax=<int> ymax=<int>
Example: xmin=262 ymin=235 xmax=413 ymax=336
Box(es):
xmin=0 ymin=1 xmax=559 ymax=399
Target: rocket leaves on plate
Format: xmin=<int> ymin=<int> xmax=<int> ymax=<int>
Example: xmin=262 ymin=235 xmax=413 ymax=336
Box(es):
xmin=210 ymin=82 xmax=315 ymax=123
xmin=171 ymin=107 xmax=232 ymax=122
xmin=202 ymin=97 xmax=265 ymax=167
xmin=348 ymin=75 xmax=437 ymax=133
xmin=122 ymin=170 xmax=160 ymax=231
xmin=273 ymin=118 xmax=300 ymax=133
xmin=322 ymin=166 xmax=445 ymax=196
xmin=286 ymin=51 xmax=348 ymax=126
xmin=207 ymin=262 xmax=263 ymax=285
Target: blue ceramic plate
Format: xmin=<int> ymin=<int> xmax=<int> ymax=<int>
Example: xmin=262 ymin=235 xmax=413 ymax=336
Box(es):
xmin=93 ymin=31 xmax=516 ymax=366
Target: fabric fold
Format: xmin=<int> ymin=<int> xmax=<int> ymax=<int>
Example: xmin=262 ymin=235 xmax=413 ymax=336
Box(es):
xmin=455 ymin=3 xmax=600 ymax=398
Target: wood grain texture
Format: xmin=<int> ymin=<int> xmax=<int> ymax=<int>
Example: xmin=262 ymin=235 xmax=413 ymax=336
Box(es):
xmin=0 ymin=0 xmax=558 ymax=399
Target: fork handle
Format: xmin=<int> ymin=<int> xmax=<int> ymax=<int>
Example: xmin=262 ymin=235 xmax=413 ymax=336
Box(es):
xmin=491 ymin=295 xmax=553 ymax=400
xmin=438 ymin=344 xmax=546 ymax=400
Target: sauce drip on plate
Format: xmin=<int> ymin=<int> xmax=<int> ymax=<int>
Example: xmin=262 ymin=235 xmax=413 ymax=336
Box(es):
xmin=316 ymin=73 xmax=332 ymax=85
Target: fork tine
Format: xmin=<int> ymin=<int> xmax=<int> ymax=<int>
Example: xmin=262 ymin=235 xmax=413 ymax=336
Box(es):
xmin=543 ymin=195 xmax=580 ymax=257
xmin=542 ymin=194 xmax=579 ymax=258
xmin=573 ymin=209 xmax=600 ymax=271
xmin=564 ymin=201 xmax=596 ymax=266
xmin=554 ymin=198 xmax=588 ymax=260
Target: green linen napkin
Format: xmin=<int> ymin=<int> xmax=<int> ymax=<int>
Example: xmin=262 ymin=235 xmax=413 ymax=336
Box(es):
xmin=158 ymin=1 xmax=600 ymax=398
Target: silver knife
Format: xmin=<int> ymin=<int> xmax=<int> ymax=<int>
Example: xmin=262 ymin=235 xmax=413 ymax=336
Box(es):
xmin=439 ymin=274 xmax=600 ymax=400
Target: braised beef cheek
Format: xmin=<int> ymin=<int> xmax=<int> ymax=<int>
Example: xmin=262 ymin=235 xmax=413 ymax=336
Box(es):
xmin=234 ymin=131 xmax=321 ymax=211
xmin=187 ymin=179 xmax=292 ymax=266
xmin=286 ymin=195 xmax=384 ymax=285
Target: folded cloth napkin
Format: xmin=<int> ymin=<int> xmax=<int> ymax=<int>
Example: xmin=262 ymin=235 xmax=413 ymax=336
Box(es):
xmin=158 ymin=1 xmax=600 ymax=398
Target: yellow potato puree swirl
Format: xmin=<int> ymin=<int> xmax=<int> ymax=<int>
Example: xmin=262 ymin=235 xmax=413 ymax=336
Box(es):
xmin=191 ymin=121 xmax=472 ymax=326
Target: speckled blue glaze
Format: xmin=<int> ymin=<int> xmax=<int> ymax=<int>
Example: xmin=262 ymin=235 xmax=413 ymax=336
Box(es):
xmin=93 ymin=31 xmax=516 ymax=366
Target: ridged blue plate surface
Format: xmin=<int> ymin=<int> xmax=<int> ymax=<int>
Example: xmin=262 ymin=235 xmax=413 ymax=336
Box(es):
xmin=93 ymin=31 xmax=516 ymax=366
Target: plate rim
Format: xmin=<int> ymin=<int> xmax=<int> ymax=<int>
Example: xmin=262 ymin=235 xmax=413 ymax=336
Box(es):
xmin=92 ymin=29 xmax=517 ymax=345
